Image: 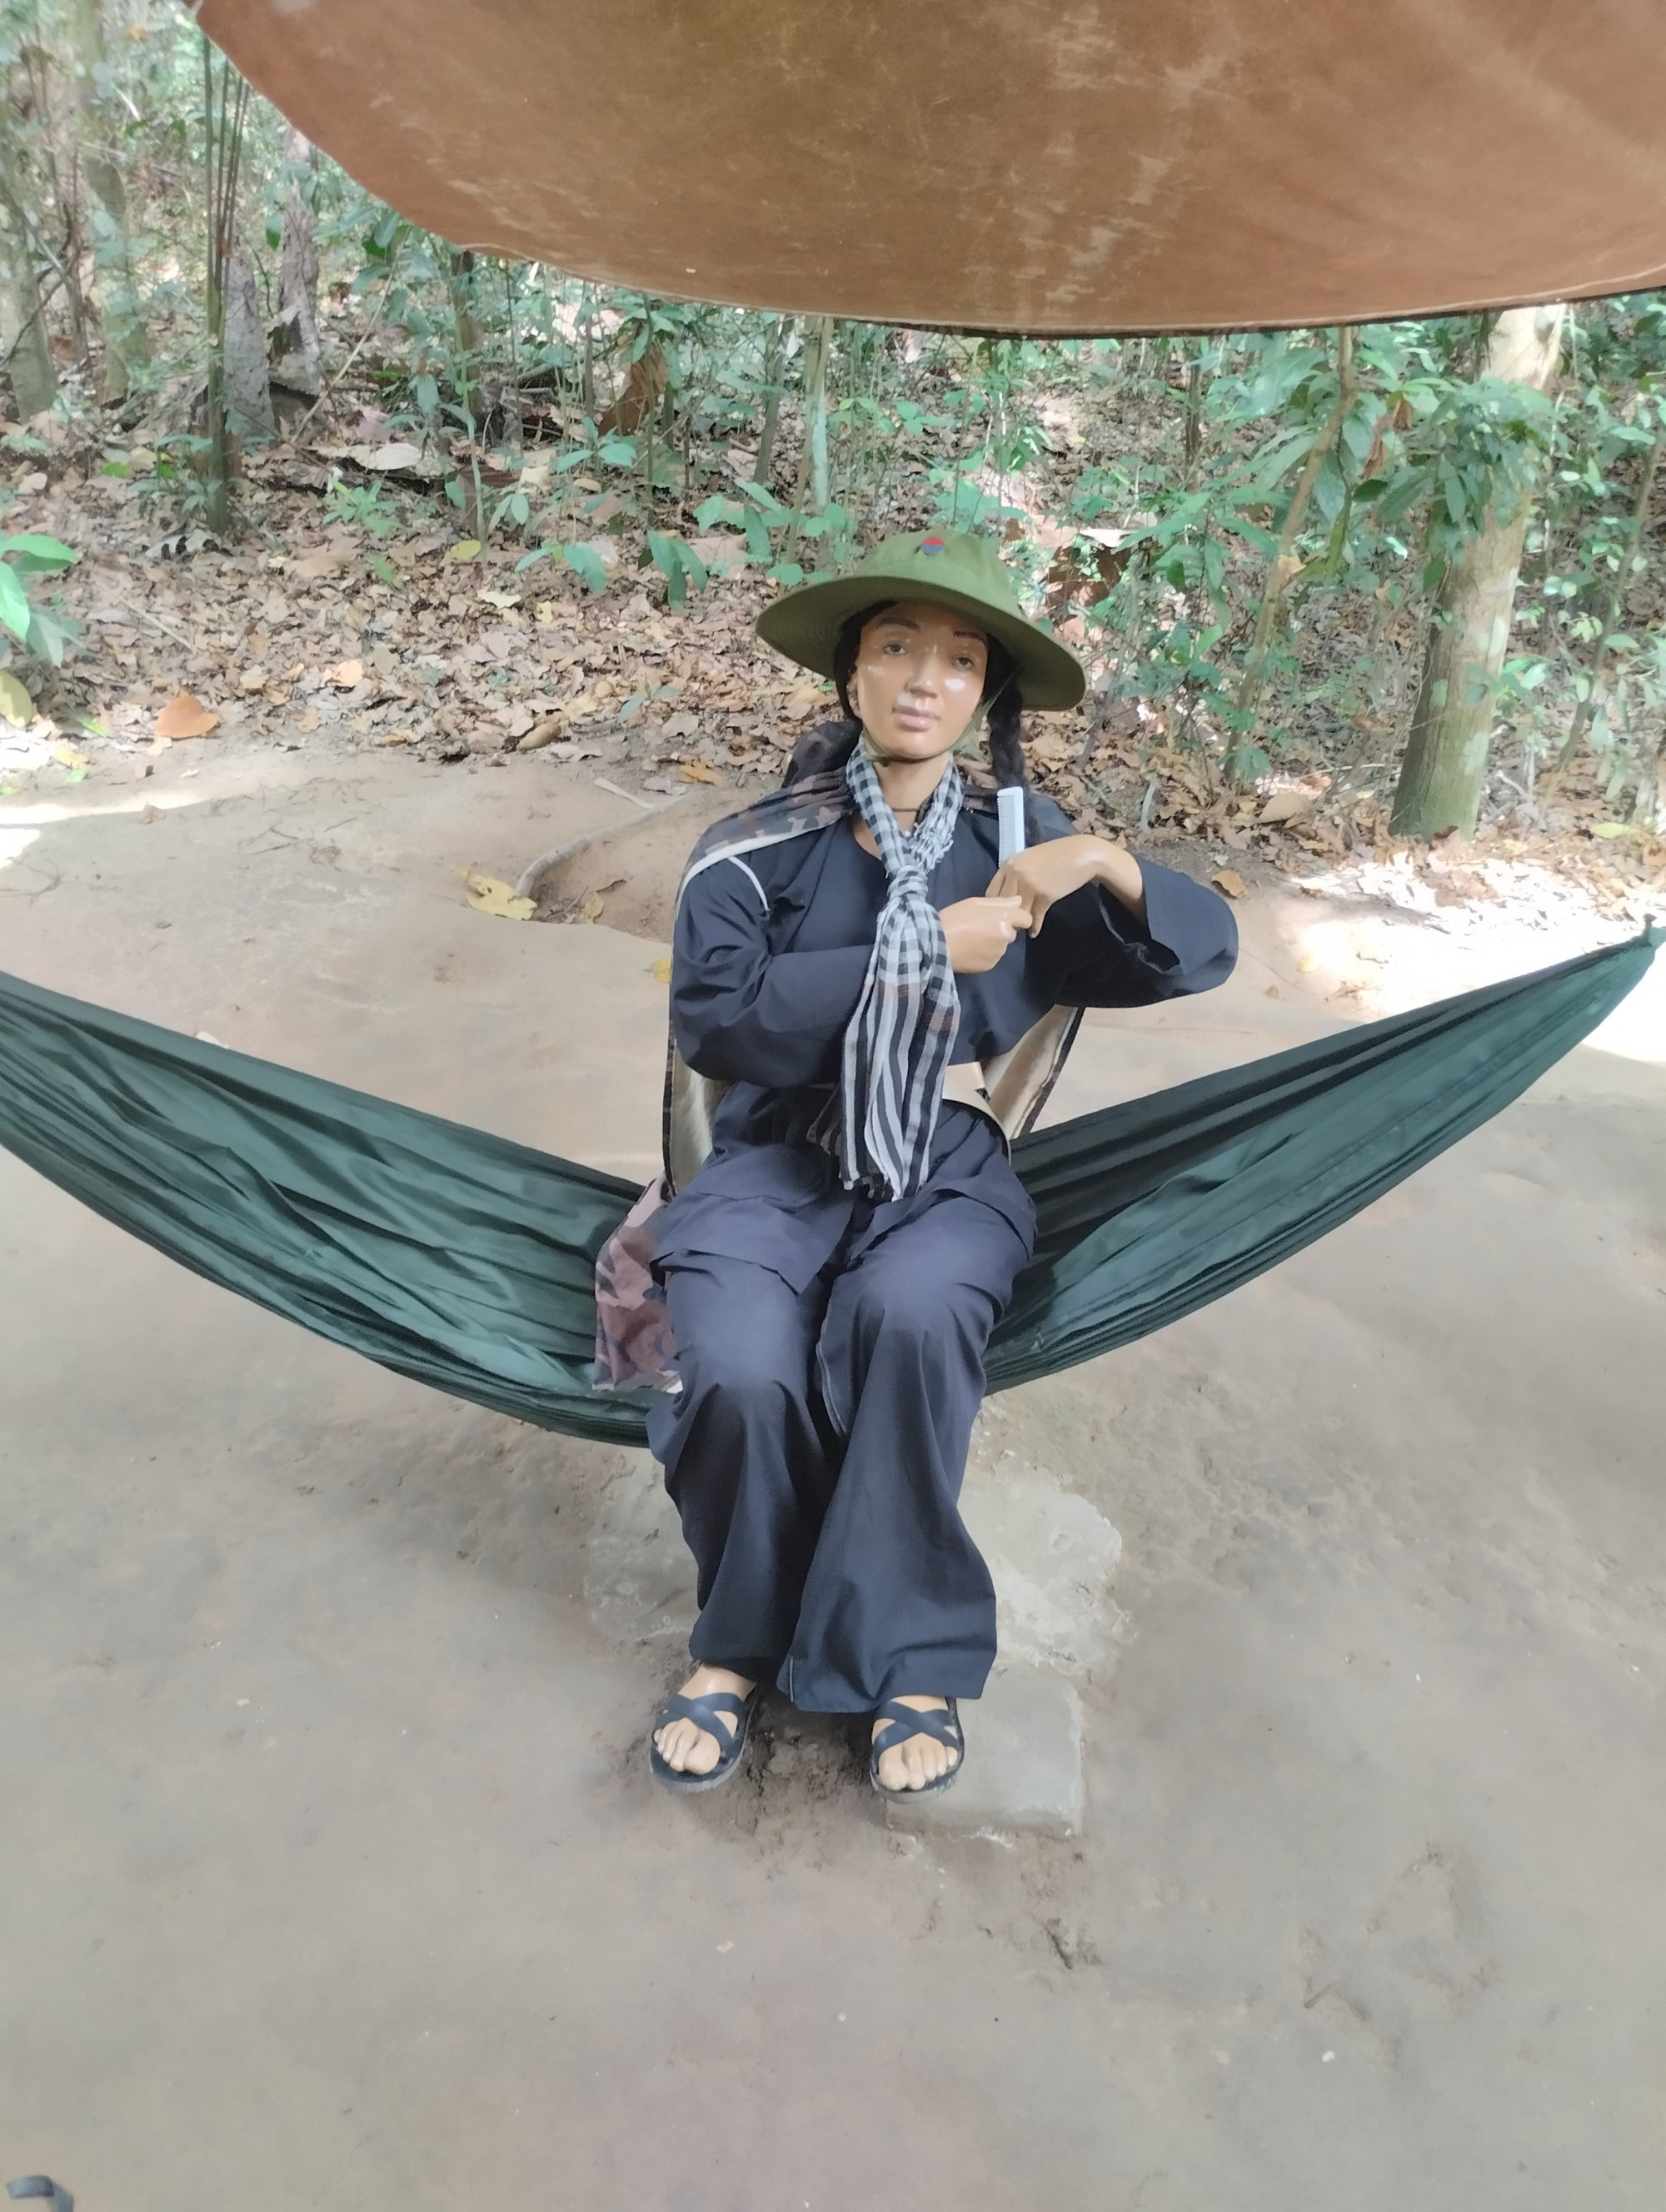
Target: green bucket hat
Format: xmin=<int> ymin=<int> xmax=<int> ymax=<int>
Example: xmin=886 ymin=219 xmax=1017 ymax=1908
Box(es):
xmin=756 ymin=529 xmax=1085 ymax=712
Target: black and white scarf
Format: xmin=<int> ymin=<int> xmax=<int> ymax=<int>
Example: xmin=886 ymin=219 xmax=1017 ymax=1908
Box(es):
xmin=810 ymin=743 xmax=963 ymax=1201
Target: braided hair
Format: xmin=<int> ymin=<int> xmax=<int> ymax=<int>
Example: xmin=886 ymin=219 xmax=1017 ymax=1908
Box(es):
xmin=781 ymin=600 xmax=1035 ymax=836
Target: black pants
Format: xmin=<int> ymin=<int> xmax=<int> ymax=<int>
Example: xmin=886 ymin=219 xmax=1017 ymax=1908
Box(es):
xmin=645 ymin=1194 xmax=1028 ymax=1711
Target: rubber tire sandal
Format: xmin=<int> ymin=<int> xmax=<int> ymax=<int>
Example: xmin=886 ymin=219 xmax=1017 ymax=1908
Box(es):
xmin=868 ymin=1696 xmax=964 ymax=1800
xmin=648 ymin=1686 xmax=758 ymax=1794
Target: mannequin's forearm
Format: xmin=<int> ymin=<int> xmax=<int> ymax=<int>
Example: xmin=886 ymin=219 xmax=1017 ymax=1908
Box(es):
xmin=1091 ymin=841 xmax=1148 ymax=923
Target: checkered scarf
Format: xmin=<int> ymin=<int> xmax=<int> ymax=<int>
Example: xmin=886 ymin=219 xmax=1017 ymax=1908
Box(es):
xmin=809 ymin=744 xmax=963 ymax=1200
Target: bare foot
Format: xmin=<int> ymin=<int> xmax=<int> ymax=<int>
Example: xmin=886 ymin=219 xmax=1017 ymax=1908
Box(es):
xmin=652 ymin=1664 xmax=756 ymax=1776
xmin=872 ymin=1694 xmax=961 ymax=1791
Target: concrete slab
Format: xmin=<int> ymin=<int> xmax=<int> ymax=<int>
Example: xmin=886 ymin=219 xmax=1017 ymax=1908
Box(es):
xmin=961 ymin=1431 xmax=1129 ymax=1670
xmin=885 ymin=1665 xmax=1085 ymax=1840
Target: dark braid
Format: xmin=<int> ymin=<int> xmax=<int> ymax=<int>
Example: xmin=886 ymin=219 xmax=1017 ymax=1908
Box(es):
xmin=980 ymin=635 xmax=1039 ymax=841
xmin=781 ymin=599 xmax=1034 ymax=834
xmin=781 ymin=714 xmax=862 ymax=785
xmin=832 ymin=600 xmax=887 ymax=720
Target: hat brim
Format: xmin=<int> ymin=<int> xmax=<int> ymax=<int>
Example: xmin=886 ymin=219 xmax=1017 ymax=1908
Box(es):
xmin=756 ymin=574 xmax=1085 ymax=712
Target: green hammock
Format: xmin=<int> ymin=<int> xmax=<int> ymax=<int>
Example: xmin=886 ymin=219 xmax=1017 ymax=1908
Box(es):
xmin=0 ymin=934 xmax=1654 ymax=1447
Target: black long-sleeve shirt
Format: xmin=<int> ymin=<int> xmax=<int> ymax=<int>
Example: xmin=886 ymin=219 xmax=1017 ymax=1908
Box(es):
xmin=671 ymin=794 xmax=1237 ymax=1089
xmin=651 ymin=796 xmax=1239 ymax=1291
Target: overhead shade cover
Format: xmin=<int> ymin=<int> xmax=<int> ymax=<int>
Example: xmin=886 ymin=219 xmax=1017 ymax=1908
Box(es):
xmin=201 ymin=1 xmax=1666 ymax=332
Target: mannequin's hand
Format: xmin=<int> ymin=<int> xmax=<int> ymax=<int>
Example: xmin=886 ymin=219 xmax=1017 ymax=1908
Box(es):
xmin=987 ymin=834 xmax=1146 ymax=934
xmin=938 ymin=895 xmax=1032 ymax=974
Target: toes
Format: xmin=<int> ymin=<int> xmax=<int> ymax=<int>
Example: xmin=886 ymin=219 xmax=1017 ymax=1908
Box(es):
xmin=888 ymin=1740 xmax=958 ymax=1790
xmin=877 ymin=1742 xmax=937 ymax=1791
xmin=872 ymin=1701 xmax=960 ymax=1790
xmin=657 ymin=1668 xmax=754 ymax=1781
xmin=656 ymin=1721 xmax=721 ymax=1775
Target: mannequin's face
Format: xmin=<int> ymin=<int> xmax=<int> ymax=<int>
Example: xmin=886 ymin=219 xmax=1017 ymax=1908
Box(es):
xmin=846 ymin=600 xmax=990 ymax=762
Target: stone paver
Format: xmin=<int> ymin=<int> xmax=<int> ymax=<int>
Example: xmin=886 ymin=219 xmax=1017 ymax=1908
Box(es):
xmin=885 ymin=1663 xmax=1085 ymax=1839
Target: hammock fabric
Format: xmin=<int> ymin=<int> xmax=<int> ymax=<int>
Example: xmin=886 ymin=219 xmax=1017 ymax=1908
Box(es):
xmin=199 ymin=1 xmax=1666 ymax=334
xmin=0 ymin=934 xmax=1654 ymax=1449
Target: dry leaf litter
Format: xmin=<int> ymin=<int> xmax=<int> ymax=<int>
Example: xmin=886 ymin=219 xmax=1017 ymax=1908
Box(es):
xmin=3 ymin=423 xmax=1661 ymax=942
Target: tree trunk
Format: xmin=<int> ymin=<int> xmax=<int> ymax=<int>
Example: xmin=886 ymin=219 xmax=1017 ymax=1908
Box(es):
xmin=1181 ymin=337 xmax=1205 ymax=489
xmin=63 ymin=0 xmax=147 ymax=404
xmin=754 ymin=313 xmax=793 ymax=485
xmin=269 ymin=128 xmax=320 ymax=401
xmin=782 ymin=315 xmax=834 ymax=560
xmin=200 ymin=32 xmax=252 ymax=535
xmin=222 ymin=242 xmax=274 ymax=437
xmin=0 ymin=57 xmax=57 ymax=425
xmin=1389 ymin=303 xmax=1566 ymax=838
xmin=449 ymin=249 xmax=482 ymax=362
xmin=0 ymin=185 xmax=57 ymax=420
xmin=579 ymin=287 xmax=596 ymax=414
xmin=806 ymin=313 xmax=833 ymax=512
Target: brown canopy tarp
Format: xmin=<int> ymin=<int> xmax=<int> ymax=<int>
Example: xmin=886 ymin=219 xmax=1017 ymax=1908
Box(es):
xmin=202 ymin=1 xmax=1666 ymax=333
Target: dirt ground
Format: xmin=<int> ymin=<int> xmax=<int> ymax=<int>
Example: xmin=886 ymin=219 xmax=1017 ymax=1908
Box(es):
xmin=2 ymin=737 xmax=1664 ymax=2211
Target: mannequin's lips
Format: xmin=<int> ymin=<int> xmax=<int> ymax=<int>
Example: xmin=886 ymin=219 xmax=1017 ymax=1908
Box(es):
xmin=891 ymin=705 xmax=936 ymax=732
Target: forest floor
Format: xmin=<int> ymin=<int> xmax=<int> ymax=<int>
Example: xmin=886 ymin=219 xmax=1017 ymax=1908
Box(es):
xmin=6 ymin=412 xmax=1666 ymax=934
xmin=2 ymin=720 xmax=1664 ymax=2210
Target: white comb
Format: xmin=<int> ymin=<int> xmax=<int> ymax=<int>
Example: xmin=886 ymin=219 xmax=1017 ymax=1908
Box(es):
xmin=996 ymin=785 xmax=1026 ymax=866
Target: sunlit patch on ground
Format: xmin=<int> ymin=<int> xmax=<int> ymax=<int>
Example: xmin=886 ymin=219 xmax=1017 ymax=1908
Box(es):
xmin=1285 ymin=852 xmax=1665 ymax=1064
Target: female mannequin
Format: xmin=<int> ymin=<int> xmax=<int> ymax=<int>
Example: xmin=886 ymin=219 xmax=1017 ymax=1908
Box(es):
xmin=644 ymin=531 xmax=1238 ymax=1797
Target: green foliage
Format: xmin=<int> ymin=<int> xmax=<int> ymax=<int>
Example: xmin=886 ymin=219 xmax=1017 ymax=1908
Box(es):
xmin=644 ymin=530 xmax=707 ymax=608
xmin=323 ymin=479 xmax=399 ymax=538
xmin=0 ymin=530 xmax=78 ymax=667
xmin=561 ymin=542 xmax=609 ymax=594
xmin=695 ymin=484 xmax=791 ymax=566
xmin=140 ymin=432 xmax=216 ymax=529
xmin=1030 ymin=307 xmax=1664 ymax=812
